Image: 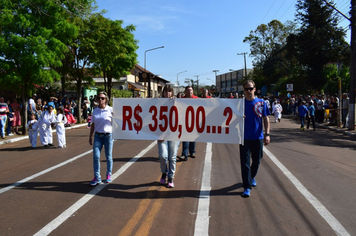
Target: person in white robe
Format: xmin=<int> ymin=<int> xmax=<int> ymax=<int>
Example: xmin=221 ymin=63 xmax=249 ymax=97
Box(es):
xmin=54 ymin=107 xmax=67 ymax=148
xmin=39 ymin=105 xmax=56 ymax=147
xmin=272 ymin=101 xmax=283 ymax=122
xmin=27 ymin=113 xmax=39 ymax=148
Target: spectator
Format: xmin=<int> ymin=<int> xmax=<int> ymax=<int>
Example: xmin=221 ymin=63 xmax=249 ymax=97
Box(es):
xmin=307 ymin=101 xmax=316 ymax=131
xmin=6 ymin=99 xmax=14 ymax=136
xmin=10 ymin=98 xmax=21 ymax=135
xmin=342 ymin=93 xmax=349 ymax=128
xmin=64 ymin=104 xmax=76 ymax=126
xmin=299 ymin=101 xmax=309 ymax=131
xmin=0 ymin=97 xmax=9 ymax=139
xmin=28 ymin=94 xmax=37 ymax=118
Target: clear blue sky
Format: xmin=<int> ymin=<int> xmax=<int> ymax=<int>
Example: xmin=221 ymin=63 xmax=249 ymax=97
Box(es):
xmin=95 ymin=0 xmax=351 ymax=86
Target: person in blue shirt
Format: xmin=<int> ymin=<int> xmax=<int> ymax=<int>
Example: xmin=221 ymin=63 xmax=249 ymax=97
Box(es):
xmin=307 ymin=101 xmax=316 ymax=131
xmin=298 ymin=101 xmax=309 ymax=130
xmin=240 ymin=80 xmax=270 ymax=197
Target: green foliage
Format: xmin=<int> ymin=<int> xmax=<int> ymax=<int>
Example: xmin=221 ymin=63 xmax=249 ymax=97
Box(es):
xmin=97 ymin=85 xmax=133 ymax=101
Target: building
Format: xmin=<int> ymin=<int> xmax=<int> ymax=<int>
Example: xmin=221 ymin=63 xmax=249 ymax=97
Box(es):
xmin=87 ymin=64 xmax=170 ymax=98
xmin=216 ymin=68 xmax=253 ymax=97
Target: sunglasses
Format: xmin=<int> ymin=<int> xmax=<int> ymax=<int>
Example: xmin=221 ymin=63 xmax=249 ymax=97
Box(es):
xmin=98 ymin=97 xmax=106 ymax=100
xmin=244 ymin=87 xmax=254 ymax=91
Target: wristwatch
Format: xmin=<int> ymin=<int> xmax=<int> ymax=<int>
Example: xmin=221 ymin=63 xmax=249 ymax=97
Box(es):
xmin=265 ymin=133 xmax=270 ymax=136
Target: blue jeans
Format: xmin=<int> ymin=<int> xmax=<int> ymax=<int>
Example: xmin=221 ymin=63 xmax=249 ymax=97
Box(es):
xmin=182 ymin=141 xmax=196 ymax=158
xmin=0 ymin=116 xmax=7 ymax=137
xmin=239 ymin=139 xmax=263 ymax=189
xmin=300 ymin=116 xmax=305 ymax=128
xmin=93 ymin=132 xmax=113 ymax=180
xmin=158 ymin=140 xmax=179 ymax=179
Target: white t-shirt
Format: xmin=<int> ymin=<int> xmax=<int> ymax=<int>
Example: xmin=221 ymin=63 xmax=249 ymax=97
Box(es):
xmin=28 ymin=98 xmax=36 ymax=112
xmin=92 ymin=105 xmax=113 ymax=133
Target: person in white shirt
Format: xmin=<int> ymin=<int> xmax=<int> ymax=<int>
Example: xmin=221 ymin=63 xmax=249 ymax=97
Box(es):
xmin=272 ymin=101 xmax=283 ymax=122
xmin=38 ymin=105 xmax=56 ymax=147
xmin=88 ymin=92 xmax=113 ymax=186
xmin=54 ymin=106 xmax=67 ymax=148
xmin=27 ymin=113 xmax=39 ymax=148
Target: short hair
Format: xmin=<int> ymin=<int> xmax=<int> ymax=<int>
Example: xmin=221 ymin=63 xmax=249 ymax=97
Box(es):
xmin=97 ymin=91 xmax=109 ymax=105
xmin=242 ymin=80 xmax=255 ymax=88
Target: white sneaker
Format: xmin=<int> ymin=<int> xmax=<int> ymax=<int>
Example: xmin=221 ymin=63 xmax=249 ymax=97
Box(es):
xmin=8 ymin=133 xmax=14 ymax=136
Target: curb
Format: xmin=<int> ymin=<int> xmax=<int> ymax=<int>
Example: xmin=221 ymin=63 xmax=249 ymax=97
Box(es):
xmin=0 ymin=123 xmax=88 ymax=146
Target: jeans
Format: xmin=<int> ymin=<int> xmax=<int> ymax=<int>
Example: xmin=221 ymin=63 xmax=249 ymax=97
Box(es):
xmin=342 ymin=109 xmax=348 ymax=127
xmin=239 ymin=139 xmax=263 ymax=189
xmin=182 ymin=141 xmax=196 ymax=158
xmin=158 ymin=140 xmax=179 ymax=179
xmin=0 ymin=115 xmax=7 ymax=137
xmin=6 ymin=119 xmax=13 ymax=135
xmin=300 ymin=117 xmax=306 ymax=128
xmin=93 ymin=132 xmax=113 ymax=180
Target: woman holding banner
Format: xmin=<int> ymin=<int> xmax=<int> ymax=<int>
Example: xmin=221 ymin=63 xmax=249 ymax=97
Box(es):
xmin=157 ymin=85 xmax=179 ymax=188
xmin=88 ymin=92 xmax=113 ymax=186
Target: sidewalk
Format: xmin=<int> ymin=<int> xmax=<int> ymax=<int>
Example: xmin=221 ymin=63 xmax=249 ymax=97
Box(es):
xmin=0 ymin=123 xmax=88 ymax=146
xmin=285 ymin=114 xmax=356 ymax=137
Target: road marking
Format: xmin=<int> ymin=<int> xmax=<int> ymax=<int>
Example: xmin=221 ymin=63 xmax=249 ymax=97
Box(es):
xmin=34 ymin=141 xmax=157 ymax=236
xmin=118 ymin=155 xmax=181 ymax=236
xmin=194 ymin=142 xmax=212 ymax=236
xmin=264 ymin=147 xmax=351 ymax=236
xmin=0 ymin=149 xmax=93 ymax=195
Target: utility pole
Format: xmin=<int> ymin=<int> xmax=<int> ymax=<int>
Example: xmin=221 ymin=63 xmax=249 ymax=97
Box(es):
xmin=323 ymin=0 xmax=355 ymax=130
xmin=194 ymin=75 xmax=199 ymax=95
xmin=349 ymin=0 xmax=356 ymax=130
xmin=237 ymin=53 xmax=248 ymax=79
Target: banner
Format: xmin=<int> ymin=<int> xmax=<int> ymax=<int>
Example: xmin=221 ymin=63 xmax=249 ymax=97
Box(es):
xmin=113 ymin=98 xmax=244 ymax=144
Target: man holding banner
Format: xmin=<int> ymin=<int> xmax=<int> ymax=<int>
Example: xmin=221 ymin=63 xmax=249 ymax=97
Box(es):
xmin=240 ymin=80 xmax=270 ymax=197
xmin=178 ymin=86 xmax=198 ymax=161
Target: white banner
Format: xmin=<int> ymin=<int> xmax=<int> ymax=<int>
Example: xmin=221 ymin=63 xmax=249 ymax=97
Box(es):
xmin=113 ymin=98 xmax=244 ymax=144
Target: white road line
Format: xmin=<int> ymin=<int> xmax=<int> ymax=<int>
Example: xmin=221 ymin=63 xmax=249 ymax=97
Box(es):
xmin=34 ymin=141 xmax=157 ymax=236
xmin=194 ymin=142 xmax=212 ymax=236
xmin=0 ymin=149 xmax=93 ymax=195
xmin=264 ymin=147 xmax=351 ymax=236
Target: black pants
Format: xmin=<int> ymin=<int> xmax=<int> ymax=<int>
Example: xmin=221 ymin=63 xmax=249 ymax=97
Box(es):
xmin=307 ymin=115 xmax=315 ymax=129
xmin=239 ymin=139 xmax=263 ymax=189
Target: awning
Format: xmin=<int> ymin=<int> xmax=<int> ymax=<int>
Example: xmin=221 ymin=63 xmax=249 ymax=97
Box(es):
xmin=127 ymin=82 xmax=146 ymax=91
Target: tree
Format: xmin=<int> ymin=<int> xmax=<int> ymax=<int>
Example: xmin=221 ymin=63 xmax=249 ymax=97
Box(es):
xmin=243 ymin=20 xmax=295 ymax=66
xmin=92 ymin=15 xmax=138 ymax=101
xmin=295 ymin=0 xmax=350 ymax=90
xmin=0 ymin=0 xmax=87 ymax=133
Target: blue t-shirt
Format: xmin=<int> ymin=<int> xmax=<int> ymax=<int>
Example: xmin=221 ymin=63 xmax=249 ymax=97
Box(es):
xmin=308 ymin=105 xmax=315 ymax=116
xmin=299 ymin=105 xmax=308 ymax=117
xmin=244 ymin=97 xmax=270 ymax=140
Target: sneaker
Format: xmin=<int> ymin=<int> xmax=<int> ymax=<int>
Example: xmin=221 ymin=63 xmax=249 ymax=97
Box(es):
xmin=252 ymin=178 xmax=257 ymax=187
xmin=8 ymin=133 xmax=14 ymax=136
xmin=190 ymin=153 xmax=196 ymax=158
xmin=177 ymin=155 xmax=184 ymax=161
xmin=242 ymin=188 xmax=251 ymax=197
xmin=106 ymin=173 xmax=112 ymax=183
xmin=167 ymin=178 xmax=174 ymax=188
xmin=48 ymin=143 xmax=54 ymax=146
xmin=183 ymin=156 xmax=188 ymax=161
xmin=160 ymin=173 xmax=166 ymax=184
xmin=90 ymin=177 xmax=102 ymax=186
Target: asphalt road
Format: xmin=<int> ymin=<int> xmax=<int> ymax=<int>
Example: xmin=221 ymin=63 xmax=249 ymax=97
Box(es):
xmin=0 ymin=116 xmax=355 ymax=236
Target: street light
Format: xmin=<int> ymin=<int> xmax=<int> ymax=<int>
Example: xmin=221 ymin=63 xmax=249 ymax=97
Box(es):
xmin=144 ymin=46 xmax=164 ymax=97
xmin=177 ymin=70 xmax=187 ymax=88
